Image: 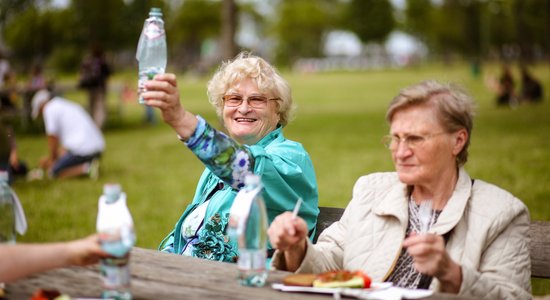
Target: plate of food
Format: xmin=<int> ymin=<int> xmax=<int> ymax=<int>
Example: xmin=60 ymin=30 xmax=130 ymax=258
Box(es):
xmin=272 ymin=270 xmax=392 ymax=295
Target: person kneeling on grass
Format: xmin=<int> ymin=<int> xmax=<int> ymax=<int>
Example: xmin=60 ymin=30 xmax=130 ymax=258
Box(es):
xmin=267 ymin=80 xmax=531 ymax=300
xmin=31 ymin=89 xmax=104 ymax=180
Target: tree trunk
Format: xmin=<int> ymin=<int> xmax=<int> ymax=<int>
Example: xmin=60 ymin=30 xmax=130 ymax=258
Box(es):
xmin=221 ymin=0 xmax=238 ymax=60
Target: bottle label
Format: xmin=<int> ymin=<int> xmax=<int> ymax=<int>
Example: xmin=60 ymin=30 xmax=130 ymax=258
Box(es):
xmin=228 ymin=187 xmax=261 ymax=237
xmin=237 ymin=249 xmax=266 ymax=271
xmin=144 ymin=22 xmax=164 ymax=40
xmin=137 ymin=67 xmax=165 ymax=104
xmin=101 ymin=257 xmax=130 ymax=289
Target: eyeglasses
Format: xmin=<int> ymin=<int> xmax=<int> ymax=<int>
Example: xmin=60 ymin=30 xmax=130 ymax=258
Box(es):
xmin=382 ymin=132 xmax=447 ymax=150
xmin=222 ymin=94 xmax=280 ymax=108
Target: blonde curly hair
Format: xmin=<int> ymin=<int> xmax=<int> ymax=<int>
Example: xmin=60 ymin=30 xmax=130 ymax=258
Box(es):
xmin=206 ymin=52 xmax=295 ymax=127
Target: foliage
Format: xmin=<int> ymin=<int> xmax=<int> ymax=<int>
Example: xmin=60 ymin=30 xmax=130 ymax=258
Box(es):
xmin=343 ymin=0 xmax=395 ymax=44
xmin=512 ymin=0 xmax=550 ymax=61
xmin=403 ymin=0 xmax=549 ymax=60
xmin=168 ymin=0 xmax=222 ymax=69
xmin=273 ymin=0 xmax=339 ymax=66
xmin=0 ymin=0 xmax=35 ymax=28
xmin=1 ymin=0 xmax=548 ymax=74
xmin=3 ymin=7 xmax=54 ymax=69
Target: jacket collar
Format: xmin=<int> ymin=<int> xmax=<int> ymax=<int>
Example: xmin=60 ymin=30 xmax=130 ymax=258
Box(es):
xmin=255 ymin=125 xmax=283 ymax=147
xmin=431 ymin=168 xmax=472 ymax=235
xmin=373 ymin=168 xmax=472 ymax=235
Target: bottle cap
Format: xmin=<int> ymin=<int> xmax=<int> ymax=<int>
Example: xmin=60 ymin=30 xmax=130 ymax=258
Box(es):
xmin=150 ymin=7 xmax=163 ymax=17
xmin=244 ymin=173 xmax=260 ymax=186
xmin=103 ymin=183 xmax=122 ymax=203
xmin=0 ymin=170 xmax=8 ymax=182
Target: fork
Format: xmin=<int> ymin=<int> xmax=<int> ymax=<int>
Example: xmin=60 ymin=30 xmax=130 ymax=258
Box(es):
xmin=418 ymin=199 xmax=433 ymax=233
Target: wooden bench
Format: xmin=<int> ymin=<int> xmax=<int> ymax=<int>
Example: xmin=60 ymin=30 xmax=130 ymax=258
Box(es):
xmin=315 ymin=206 xmax=550 ymax=279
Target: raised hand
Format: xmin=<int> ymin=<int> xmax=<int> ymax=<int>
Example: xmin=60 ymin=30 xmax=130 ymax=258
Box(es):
xmin=142 ymin=73 xmax=198 ymax=140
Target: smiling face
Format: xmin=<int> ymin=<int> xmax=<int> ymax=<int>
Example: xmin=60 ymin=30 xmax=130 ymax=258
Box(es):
xmin=222 ymin=78 xmax=280 ymax=145
xmin=389 ymin=102 xmax=464 ymax=187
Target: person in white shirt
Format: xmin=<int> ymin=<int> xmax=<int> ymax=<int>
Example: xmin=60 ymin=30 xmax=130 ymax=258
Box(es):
xmin=31 ymin=89 xmax=105 ymax=179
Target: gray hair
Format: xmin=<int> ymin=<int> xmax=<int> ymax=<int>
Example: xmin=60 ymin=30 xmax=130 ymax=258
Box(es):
xmin=206 ymin=52 xmax=294 ymax=126
xmin=386 ymin=80 xmax=475 ymax=166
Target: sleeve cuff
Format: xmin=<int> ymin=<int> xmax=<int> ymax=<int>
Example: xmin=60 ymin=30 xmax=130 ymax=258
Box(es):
xmin=180 ymin=115 xmax=206 ymax=148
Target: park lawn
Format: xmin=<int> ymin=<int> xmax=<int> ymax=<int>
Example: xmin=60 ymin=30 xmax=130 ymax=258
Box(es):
xmin=13 ymin=62 xmax=550 ymax=294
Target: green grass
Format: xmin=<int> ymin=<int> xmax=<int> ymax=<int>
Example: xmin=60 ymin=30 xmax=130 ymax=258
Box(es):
xmin=12 ymin=62 xmax=550 ymax=295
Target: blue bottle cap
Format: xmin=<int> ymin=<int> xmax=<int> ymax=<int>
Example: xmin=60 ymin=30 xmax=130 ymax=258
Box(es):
xmin=150 ymin=7 xmax=163 ymax=17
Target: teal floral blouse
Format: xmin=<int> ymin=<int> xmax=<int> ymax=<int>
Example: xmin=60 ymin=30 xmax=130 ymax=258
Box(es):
xmin=159 ymin=116 xmax=319 ymax=263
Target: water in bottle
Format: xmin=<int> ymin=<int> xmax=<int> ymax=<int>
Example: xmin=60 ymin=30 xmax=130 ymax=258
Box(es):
xmin=0 ymin=170 xmax=26 ymax=243
xmin=0 ymin=171 xmax=15 ymax=244
xmin=136 ymin=7 xmax=167 ymax=104
xmin=96 ymin=183 xmax=136 ymax=300
xmin=228 ymin=174 xmax=268 ymax=287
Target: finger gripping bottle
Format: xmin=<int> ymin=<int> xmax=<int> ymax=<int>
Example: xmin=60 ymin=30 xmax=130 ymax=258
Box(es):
xmin=136 ymin=7 xmax=167 ymax=104
xmin=96 ymin=183 xmax=136 ymax=300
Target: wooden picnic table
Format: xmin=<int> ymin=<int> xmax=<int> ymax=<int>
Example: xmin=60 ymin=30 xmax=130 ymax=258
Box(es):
xmin=6 ymin=247 xmax=482 ymax=300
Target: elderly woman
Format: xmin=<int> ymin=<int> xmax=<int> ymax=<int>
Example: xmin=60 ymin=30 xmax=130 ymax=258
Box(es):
xmin=267 ymin=80 xmax=531 ymax=299
xmin=142 ymin=52 xmax=319 ymax=262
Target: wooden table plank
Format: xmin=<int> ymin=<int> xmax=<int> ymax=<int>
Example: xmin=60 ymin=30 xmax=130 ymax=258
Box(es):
xmin=6 ymin=247 xmax=482 ymax=300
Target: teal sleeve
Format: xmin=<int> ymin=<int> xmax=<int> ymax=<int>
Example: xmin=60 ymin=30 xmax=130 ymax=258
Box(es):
xmin=247 ymin=142 xmax=319 ymax=237
xmin=185 ymin=116 xmax=254 ymax=189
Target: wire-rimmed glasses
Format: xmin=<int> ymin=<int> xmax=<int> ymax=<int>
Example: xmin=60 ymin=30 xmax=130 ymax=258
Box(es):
xmin=222 ymin=94 xmax=280 ymax=109
xmin=381 ymin=132 xmax=447 ymax=150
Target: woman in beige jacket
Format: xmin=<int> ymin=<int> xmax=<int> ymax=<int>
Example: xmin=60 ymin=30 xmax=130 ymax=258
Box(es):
xmin=268 ymin=80 xmax=531 ymax=299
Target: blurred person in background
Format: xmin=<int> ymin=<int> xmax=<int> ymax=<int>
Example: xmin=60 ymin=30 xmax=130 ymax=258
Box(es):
xmin=31 ymin=89 xmax=104 ymax=180
xmin=142 ymin=52 xmax=319 ymax=262
xmin=267 ymin=80 xmax=531 ymax=299
xmin=78 ymin=46 xmax=111 ymax=129
xmin=0 ymin=70 xmax=20 ymax=114
xmin=519 ymin=65 xmax=543 ymax=103
xmin=0 ymin=119 xmax=28 ymax=183
xmin=496 ymin=64 xmax=516 ymax=107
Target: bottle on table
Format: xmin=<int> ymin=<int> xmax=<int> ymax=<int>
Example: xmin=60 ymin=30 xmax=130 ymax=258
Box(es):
xmin=96 ymin=183 xmax=136 ymax=300
xmin=228 ymin=174 xmax=268 ymax=287
xmin=0 ymin=171 xmax=15 ymax=244
xmin=0 ymin=170 xmax=26 ymax=244
xmin=136 ymin=7 xmax=167 ymax=104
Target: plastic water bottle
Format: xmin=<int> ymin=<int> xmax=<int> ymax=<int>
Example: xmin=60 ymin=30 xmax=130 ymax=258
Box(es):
xmin=228 ymin=174 xmax=268 ymax=287
xmin=0 ymin=170 xmax=25 ymax=244
xmin=96 ymin=183 xmax=136 ymax=300
xmin=0 ymin=171 xmax=15 ymax=244
xmin=136 ymin=7 xmax=167 ymax=104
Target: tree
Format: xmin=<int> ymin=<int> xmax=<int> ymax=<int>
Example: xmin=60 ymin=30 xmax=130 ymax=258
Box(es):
xmin=273 ymin=0 xmax=339 ymax=66
xmin=221 ymin=0 xmax=238 ymax=60
xmin=168 ymin=0 xmax=221 ymax=70
xmin=3 ymin=6 xmax=54 ymax=69
xmin=71 ymin=0 xmax=128 ymax=51
xmin=344 ymin=0 xmax=395 ymax=44
xmin=403 ymin=0 xmax=549 ymax=61
xmin=513 ymin=0 xmax=550 ymax=61
xmin=403 ymin=0 xmax=433 ymax=41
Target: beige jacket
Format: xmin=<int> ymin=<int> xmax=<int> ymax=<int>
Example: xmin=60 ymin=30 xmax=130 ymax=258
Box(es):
xmin=272 ymin=168 xmax=531 ymax=299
